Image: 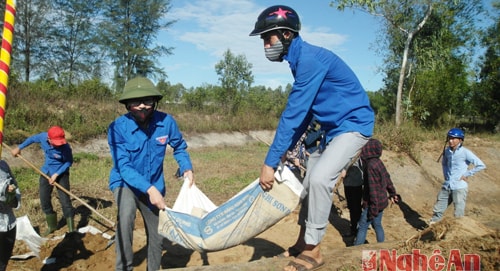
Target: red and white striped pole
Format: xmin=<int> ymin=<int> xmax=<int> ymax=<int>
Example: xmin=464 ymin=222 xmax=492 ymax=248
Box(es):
xmin=0 ymin=0 xmax=16 ymax=155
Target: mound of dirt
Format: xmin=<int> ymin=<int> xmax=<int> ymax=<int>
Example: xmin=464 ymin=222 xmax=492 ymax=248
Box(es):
xmin=9 ymin=216 xmax=499 ymax=271
xmin=5 ymin=131 xmax=500 ymax=271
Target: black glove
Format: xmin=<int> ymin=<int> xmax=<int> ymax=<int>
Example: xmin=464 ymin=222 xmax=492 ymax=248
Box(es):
xmin=390 ymin=194 xmax=401 ymax=204
xmin=5 ymin=184 xmax=18 ymax=208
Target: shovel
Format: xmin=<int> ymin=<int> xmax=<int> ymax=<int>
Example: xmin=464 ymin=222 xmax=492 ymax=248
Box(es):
xmin=2 ymin=143 xmax=116 ymax=229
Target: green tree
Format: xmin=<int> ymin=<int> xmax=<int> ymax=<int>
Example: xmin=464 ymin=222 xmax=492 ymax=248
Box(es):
xmin=98 ymin=0 xmax=175 ymax=91
xmin=157 ymin=80 xmax=186 ymax=103
xmin=471 ymin=1 xmax=500 ymax=131
xmin=42 ymin=0 xmax=104 ymax=87
xmin=367 ymin=90 xmax=392 ymax=122
xmin=243 ymin=85 xmax=288 ymax=118
xmin=214 ymin=49 xmax=254 ymax=114
xmin=183 ymin=85 xmax=211 ymax=111
xmin=331 ymin=0 xmax=433 ymax=126
xmin=332 ymin=0 xmax=483 ymax=127
xmin=401 ymin=2 xmax=482 ymax=126
xmin=10 ymin=0 xmax=53 ymax=82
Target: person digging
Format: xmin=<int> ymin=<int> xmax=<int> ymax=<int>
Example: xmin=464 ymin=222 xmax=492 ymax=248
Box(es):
xmin=11 ymin=126 xmax=75 ymax=236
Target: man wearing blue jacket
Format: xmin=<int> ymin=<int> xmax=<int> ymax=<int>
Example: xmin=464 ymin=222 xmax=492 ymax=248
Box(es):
xmin=250 ymin=5 xmax=374 ymax=271
xmin=108 ymin=76 xmax=194 ymax=271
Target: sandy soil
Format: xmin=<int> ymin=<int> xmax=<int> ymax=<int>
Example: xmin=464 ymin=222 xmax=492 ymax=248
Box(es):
xmin=5 ymin=131 xmax=500 ymax=271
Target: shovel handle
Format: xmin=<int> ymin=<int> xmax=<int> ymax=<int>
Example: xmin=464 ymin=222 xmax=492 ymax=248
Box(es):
xmin=2 ymin=143 xmax=116 ymax=229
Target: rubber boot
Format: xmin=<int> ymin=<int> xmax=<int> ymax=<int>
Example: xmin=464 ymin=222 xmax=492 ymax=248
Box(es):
xmin=42 ymin=213 xmax=57 ymax=237
xmin=66 ymin=217 xmax=75 ymax=232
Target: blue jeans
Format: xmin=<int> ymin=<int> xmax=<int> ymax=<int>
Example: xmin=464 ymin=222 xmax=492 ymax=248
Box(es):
xmin=354 ymin=207 xmax=384 ymax=245
xmin=430 ymin=187 xmax=468 ymax=222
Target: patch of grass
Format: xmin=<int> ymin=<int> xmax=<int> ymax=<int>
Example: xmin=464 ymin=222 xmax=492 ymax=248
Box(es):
xmin=163 ymin=143 xmax=268 ymax=206
xmin=11 ymin=167 xmax=39 ymax=191
xmin=374 ymin=121 xmax=428 ymax=165
xmin=72 ymin=152 xmax=100 ymax=163
xmin=4 ymin=85 xmax=280 ymax=144
xmin=10 ymin=142 xmax=269 ymax=229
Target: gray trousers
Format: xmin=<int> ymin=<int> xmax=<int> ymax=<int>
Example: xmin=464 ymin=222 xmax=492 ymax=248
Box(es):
xmin=431 ymin=187 xmax=468 ymax=222
xmin=113 ymin=187 xmax=163 ymax=271
xmin=299 ymin=132 xmax=368 ymax=245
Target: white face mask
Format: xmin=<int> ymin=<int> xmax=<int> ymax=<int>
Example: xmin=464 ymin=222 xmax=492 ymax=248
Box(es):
xmin=265 ymin=39 xmax=284 ymax=62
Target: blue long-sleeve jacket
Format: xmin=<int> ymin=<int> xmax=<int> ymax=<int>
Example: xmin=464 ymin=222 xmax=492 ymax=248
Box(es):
xmin=18 ymin=132 xmax=73 ymax=176
xmin=441 ymin=144 xmax=486 ymax=190
xmin=264 ymin=35 xmax=375 ymax=168
xmin=108 ymin=111 xmax=193 ymax=199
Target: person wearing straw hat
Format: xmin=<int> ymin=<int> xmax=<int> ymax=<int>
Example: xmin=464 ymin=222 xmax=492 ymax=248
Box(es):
xmin=108 ymin=76 xmax=194 ymax=271
xmin=0 ymin=160 xmax=21 ymax=271
xmin=10 ymin=125 xmax=74 ymax=236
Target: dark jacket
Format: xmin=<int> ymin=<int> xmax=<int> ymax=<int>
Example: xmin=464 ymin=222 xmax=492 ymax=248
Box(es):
xmin=360 ymin=139 xmax=397 ymax=220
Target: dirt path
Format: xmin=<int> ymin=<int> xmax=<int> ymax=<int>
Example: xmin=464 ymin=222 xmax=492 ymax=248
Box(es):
xmin=5 ymin=131 xmax=500 ymax=271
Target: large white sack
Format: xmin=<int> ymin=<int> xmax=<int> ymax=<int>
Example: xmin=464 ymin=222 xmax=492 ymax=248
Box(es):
xmin=11 ymin=215 xmax=46 ymax=259
xmin=159 ymin=165 xmax=304 ymax=252
xmin=171 ymin=177 xmax=217 ymax=217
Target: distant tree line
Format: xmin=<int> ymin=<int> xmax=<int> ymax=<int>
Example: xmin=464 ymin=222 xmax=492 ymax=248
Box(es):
xmin=4 ymin=0 xmax=173 ymax=90
xmin=0 ymin=0 xmax=498 ymax=131
xmin=333 ymin=0 xmax=499 ymax=131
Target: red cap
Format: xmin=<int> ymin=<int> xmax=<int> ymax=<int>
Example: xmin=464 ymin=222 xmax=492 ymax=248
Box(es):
xmin=47 ymin=126 xmax=67 ymax=146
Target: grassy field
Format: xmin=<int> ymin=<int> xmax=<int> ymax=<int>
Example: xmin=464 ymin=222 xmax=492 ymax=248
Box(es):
xmin=10 ymin=142 xmax=270 ymax=230
xmin=8 ymin=120 xmax=500 ymax=230
xmin=5 ymin=82 xmax=499 ymax=233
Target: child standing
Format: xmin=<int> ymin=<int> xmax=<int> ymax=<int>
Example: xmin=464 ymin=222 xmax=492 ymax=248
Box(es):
xmin=354 ymin=138 xmax=399 ymax=245
xmin=342 ymin=159 xmax=364 ymax=238
xmin=429 ymin=128 xmax=486 ymax=224
xmin=11 ymin=126 xmax=74 ymax=236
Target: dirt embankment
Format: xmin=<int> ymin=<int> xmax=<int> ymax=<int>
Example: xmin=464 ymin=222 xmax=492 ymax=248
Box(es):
xmin=5 ymin=131 xmax=500 ymax=271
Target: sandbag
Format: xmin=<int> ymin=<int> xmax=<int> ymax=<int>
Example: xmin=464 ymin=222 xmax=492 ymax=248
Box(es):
xmin=171 ymin=177 xmax=217 ymax=218
xmin=159 ymin=165 xmax=304 ymax=252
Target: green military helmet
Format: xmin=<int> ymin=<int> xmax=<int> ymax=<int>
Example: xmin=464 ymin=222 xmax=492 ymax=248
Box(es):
xmin=119 ymin=76 xmax=163 ymax=104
